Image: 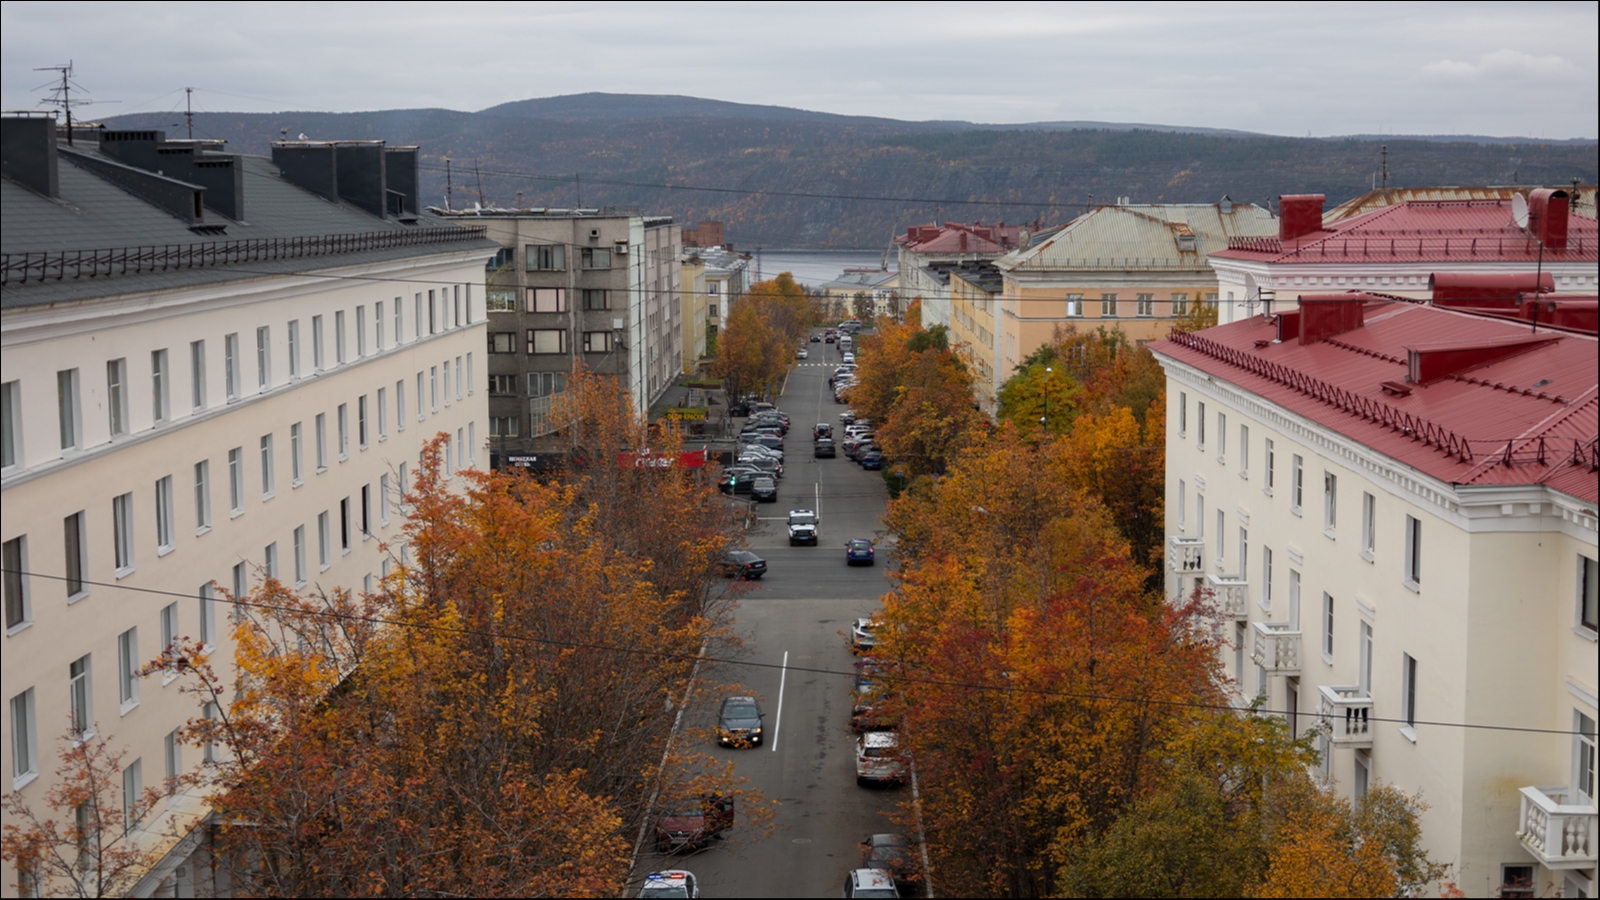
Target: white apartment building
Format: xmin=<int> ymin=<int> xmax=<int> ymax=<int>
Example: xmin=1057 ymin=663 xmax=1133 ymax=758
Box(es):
xmin=1152 ymin=295 xmax=1598 ymax=897
xmin=1 ymin=118 xmax=494 ymax=895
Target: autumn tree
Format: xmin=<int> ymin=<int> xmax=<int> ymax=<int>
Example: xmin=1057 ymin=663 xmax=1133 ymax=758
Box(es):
xmin=710 ymin=273 xmax=812 ymax=403
xmin=845 ymin=313 xmax=985 ymax=475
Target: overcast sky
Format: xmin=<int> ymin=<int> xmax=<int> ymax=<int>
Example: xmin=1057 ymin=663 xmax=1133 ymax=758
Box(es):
xmin=3 ymin=1 xmax=1595 ymax=139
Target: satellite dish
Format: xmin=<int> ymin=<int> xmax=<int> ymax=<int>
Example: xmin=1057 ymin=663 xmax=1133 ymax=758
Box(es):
xmin=1511 ymin=192 xmax=1529 ymax=230
xmin=1244 ymin=272 xmax=1258 ymax=296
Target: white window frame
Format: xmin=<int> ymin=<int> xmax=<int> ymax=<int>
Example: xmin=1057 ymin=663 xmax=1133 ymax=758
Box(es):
xmin=312 ymin=314 xmax=326 ymax=371
xmin=1239 ymin=425 xmax=1249 ymax=477
xmin=1197 ymin=401 xmax=1206 ymax=450
xmin=377 ymin=387 xmax=388 ymax=441
xmin=64 ymin=511 xmax=88 ymax=601
xmin=151 ymin=349 xmax=170 ymax=424
xmin=198 ymin=583 xmax=216 ymax=648
xmin=259 ymin=434 xmax=275 ymax=500
xmin=1400 ymin=652 xmax=1418 ymax=738
xmin=4 ymin=536 xmax=32 ymax=633
xmin=1177 ymin=479 xmax=1186 ymax=531
xmin=287 ymin=319 xmax=301 ymax=380
xmin=117 ymin=626 xmax=139 ymax=712
xmin=317 ymin=511 xmax=331 ymax=571
xmin=356 ymin=304 xmax=367 ymax=358
xmin=375 ymin=302 xmax=386 ymax=352
xmin=164 ymin=729 xmax=181 ymax=790
xmin=224 ymin=333 xmax=240 ymax=402
xmin=1291 ymin=454 xmax=1304 ymax=514
xmin=1361 ymin=492 xmax=1376 ymax=561
xmin=255 ymin=326 xmax=271 ymax=393
xmin=107 ymin=358 xmax=130 ymax=437
xmin=1177 ymin=391 xmax=1186 ymax=437
xmin=113 ymin=492 xmax=136 ymax=576
xmin=189 ymin=340 xmax=207 ymax=411
xmin=10 ymin=687 xmax=38 ymax=788
xmin=417 ymin=372 xmax=426 ymax=420
xmin=1217 ymin=412 xmax=1227 ymax=463
xmin=466 ymin=353 xmax=475 ymax=394
xmin=1576 ymin=710 xmax=1596 ymax=801
xmin=335 ymin=310 xmax=347 ymax=365
xmin=155 ymin=475 xmax=175 ymax=554
xmin=1404 ymin=515 xmax=1422 ymax=591
xmin=337 ymin=403 xmax=349 ymax=461
xmin=263 ymin=541 xmax=278 ymax=580
xmin=430 ymin=366 xmax=439 ymax=413
xmin=1261 ymin=546 xmax=1273 ymax=612
xmin=70 ymin=654 xmax=93 ymax=738
xmin=379 ymin=473 xmax=391 ymax=526
xmin=122 ymin=757 xmax=142 ymax=829
xmin=227 ymin=447 xmax=244 ymax=517
xmin=290 ymin=422 xmax=304 ymax=486
xmin=193 ymin=461 xmax=211 ymax=534
xmin=1264 ymin=438 xmax=1275 ymax=495
xmin=57 ymin=369 xmax=81 ymax=453
xmin=1065 ymin=293 xmax=1083 ymax=317
xmin=1320 ymin=585 xmax=1334 ymax=664
xmin=394 ymin=298 xmax=404 ymax=346
xmin=396 ymin=380 xmax=407 ymax=431
xmin=293 ymin=525 xmax=307 ymax=586
xmin=1580 ymin=555 xmax=1598 ymax=636
xmin=315 ymin=413 xmax=328 ymax=472
xmin=159 ymin=602 xmax=178 ymax=682
xmin=358 ymin=395 xmax=369 ymax=449
xmin=1323 ymin=471 xmax=1338 ymax=536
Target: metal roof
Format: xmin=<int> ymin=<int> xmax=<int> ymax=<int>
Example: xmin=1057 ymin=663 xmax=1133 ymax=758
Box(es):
xmin=997 ymin=203 xmax=1277 ymax=272
xmin=1151 ymin=301 xmax=1598 ymax=503
xmin=1326 ymin=185 xmax=1599 ymax=223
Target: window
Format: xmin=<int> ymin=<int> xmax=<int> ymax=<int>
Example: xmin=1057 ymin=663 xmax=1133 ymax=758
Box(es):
xmin=4 ymin=537 xmax=29 ymax=631
xmin=288 ymin=320 xmax=301 ymax=379
xmin=293 ymin=525 xmax=306 ymax=586
xmin=1404 ymin=515 xmax=1422 ymax=589
xmin=358 ymin=395 xmax=369 ymax=449
xmin=259 ymin=435 xmax=275 ymax=499
xmin=414 ymin=293 xmax=423 ymax=339
xmin=1359 ymin=620 xmax=1373 ymax=696
xmin=398 ymin=462 xmax=408 ymax=505
xmin=312 ymin=315 xmax=326 ymax=371
xmin=230 ymin=562 xmax=245 ymax=607
xmin=314 ymin=413 xmax=327 ymax=471
xmin=1261 ymin=546 xmax=1273 ymax=612
xmin=1361 ymin=493 xmax=1376 ymax=560
xmin=377 ymin=388 xmax=388 ymax=440
xmin=202 ymin=703 xmax=217 ymax=764
xmin=584 ymin=331 xmax=614 ymax=353
xmin=113 ymin=492 xmax=135 ymax=574
xmin=1264 ymin=439 xmax=1275 ymax=493
xmin=394 ymin=299 xmax=404 ymax=345
xmin=466 ymin=353 xmax=475 ymax=394
xmin=527 ymin=287 xmax=567 ymax=313
xmin=193 ymin=462 xmax=211 ymax=533
xmin=356 ymin=305 xmax=367 ymax=357
xmin=468 ymin=422 xmax=476 ymax=465
xmin=1100 ymin=293 xmax=1118 ymax=317
xmin=1321 ymin=588 xmax=1333 ymax=660
xmin=1400 ymin=653 xmax=1418 ymax=732
xmin=416 ymin=372 xmax=425 ymax=419
xmin=1578 ymin=555 xmax=1597 ymax=634
xmin=489 ymin=374 xmax=517 ymax=394
xmin=442 ymin=363 xmax=451 ymax=406
xmin=1500 ymin=865 xmax=1536 ymax=900
xmin=583 ymin=289 xmax=611 ymax=310
xmin=429 ymin=367 xmax=439 ymax=412
xmin=581 ymin=247 xmax=611 ymax=269
xmin=1065 ymin=293 xmax=1083 ymax=317
xmin=198 ymin=583 xmax=216 ymax=647
xmin=107 ymin=358 xmax=130 ymax=436
xmin=317 ymin=511 xmax=331 ymax=570
xmin=189 ymin=341 xmax=207 ymax=411
xmin=64 ymin=512 xmax=87 ymax=598
xmin=488 ymin=332 xmax=516 ymax=354
xmin=1172 ymin=292 xmax=1189 ymax=316
xmin=380 ymin=474 xmax=391 ymax=526
xmin=1177 ymin=479 xmax=1186 ymax=530
xmin=490 ymin=416 xmax=519 ymax=437
xmin=224 ymin=333 xmax=240 ymax=401
xmin=155 ymin=475 xmax=175 ymax=552
xmin=263 ymin=541 xmax=277 ymax=580
xmin=164 ymin=729 xmax=181 ymax=791
xmin=1196 ymin=494 xmax=1205 ymax=540
xmin=1197 ymin=401 xmax=1206 ymax=449
xmin=151 ymin=349 xmax=170 ymax=423
xmin=1323 ymin=472 xmax=1338 ymax=534
xmin=1239 ymin=425 xmax=1249 ymax=475
xmin=1291 ymin=454 xmax=1304 ymax=513
xmin=160 ymin=602 xmax=178 ymax=658
xmin=57 ymin=369 xmax=82 ymax=452
xmin=396 ymin=380 xmax=407 ymax=430
xmin=337 ymin=403 xmax=349 ymax=460
xmin=1238 ymin=528 xmax=1248 ymax=579
xmin=1217 ymin=413 xmax=1227 ymax=460
xmin=1136 ymin=293 xmax=1154 ymax=317
xmin=427 ymin=290 xmax=437 ymax=334
xmin=361 ymin=485 xmax=372 ymax=538
xmin=286 ymin=422 xmax=303 ymax=486
xmin=527 ymin=329 xmax=567 ymax=354
xmin=454 ymin=286 xmax=462 ymax=327
xmin=1178 ymin=391 xmax=1186 ymax=436
xmin=1234 ymin=622 xmax=1245 ymax=685
xmin=487 ymin=288 xmax=517 ymax=312
xmin=1353 ymin=753 xmax=1370 ymax=803
xmin=255 ymin=326 xmax=271 ymax=392
xmin=117 ymin=627 xmax=139 ymax=709
xmin=528 ymin=371 xmax=568 ymax=397
xmin=374 ymin=302 xmax=386 ymax=352
xmin=340 ymin=497 xmax=352 ymax=553
xmin=455 ymin=358 xmax=463 ymax=400
xmin=11 ymin=688 xmax=36 ymax=784
xmin=122 ymin=758 xmax=142 ymax=829
xmin=228 ymin=448 xmax=244 ymax=515
xmin=334 ymin=310 xmax=347 ymax=364
xmin=70 ymin=655 xmax=92 ymax=736
xmin=1215 ymin=510 xmax=1225 ymax=562
xmin=1577 ymin=711 xmax=1597 ymax=800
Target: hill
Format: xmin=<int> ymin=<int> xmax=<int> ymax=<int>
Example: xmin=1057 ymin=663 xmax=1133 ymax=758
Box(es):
xmin=104 ymin=93 xmax=1598 ymax=249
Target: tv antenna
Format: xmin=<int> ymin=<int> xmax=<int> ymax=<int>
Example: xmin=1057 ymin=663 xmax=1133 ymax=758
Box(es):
xmin=33 ymin=61 xmax=115 ymax=145
xmin=184 ymin=87 xmax=194 ymax=139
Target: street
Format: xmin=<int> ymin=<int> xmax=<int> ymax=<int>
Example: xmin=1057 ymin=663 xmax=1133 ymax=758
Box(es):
xmin=633 ymin=336 xmax=909 ymax=897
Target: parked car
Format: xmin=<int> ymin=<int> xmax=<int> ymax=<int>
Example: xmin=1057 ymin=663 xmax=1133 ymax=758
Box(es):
xmin=846 ymin=539 xmax=876 ymax=567
xmin=850 ymin=616 xmax=879 ymax=651
xmin=717 ymin=695 xmax=765 ymax=747
xmin=842 ymin=869 xmax=899 ymax=899
xmin=855 ymin=732 xmax=906 ymax=786
xmin=718 ymin=471 xmax=754 ymax=495
xmin=796 ymin=347 xmax=809 ymax=359
xmin=814 ymin=437 xmax=837 ymax=458
xmin=840 ymin=409 xmax=857 ymax=425
xmin=787 ymin=509 xmax=819 ymax=545
xmin=860 ymin=449 xmax=886 ymax=470
xmin=718 ymin=550 xmax=767 ymax=579
xmin=638 ymin=870 xmax=701 ymax=899
xmin=747 ymin=434 xmax=784 ymax=453
xmin=851 ymin=682 xmax=896 ymax=732
xmin=740 ymin=455 xmax=783 ymax=480
xmin=737 ymin=443 xmax=782 ymax=461
xmin=750 ymin=476 xmax=778 ymax=503
xmin=860 ymin=834 xmax=921 ymax=888
xmin=653 ymin=794 xmax=734 ymax=853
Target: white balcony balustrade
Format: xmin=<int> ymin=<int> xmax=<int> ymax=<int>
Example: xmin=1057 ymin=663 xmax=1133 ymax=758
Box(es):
xmin=1205 ymin=573 xmax=1249 ymax=618
xmin=1168 ymin=535 xmax=1204 ymax=573
xmin=1317 ymin=685 xmax=1373 ymax=749
xmin=1517 ymin=786 xmax=1598 ymax=869
xmin=1251 ymin=621 xmax=1301 ymax=675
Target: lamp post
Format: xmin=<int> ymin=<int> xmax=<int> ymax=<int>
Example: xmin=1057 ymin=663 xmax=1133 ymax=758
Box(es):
xmin=1042 ymin=366 xmax=1053 ymax=435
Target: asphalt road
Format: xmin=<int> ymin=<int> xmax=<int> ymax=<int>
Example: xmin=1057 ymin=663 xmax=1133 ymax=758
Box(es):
xmin=633 ymin=336 xmax=911 ymax=898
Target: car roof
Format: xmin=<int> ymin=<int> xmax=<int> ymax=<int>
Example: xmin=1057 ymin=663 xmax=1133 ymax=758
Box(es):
xmin=646 ymin=870 xmax=693 ymax=883
xmin=850 ymin=539 xmax=873 ymax=546
xmin=723 ymin=695 xmax=757 ymax=705
xmin=850 ymin=869 xmax=897 ymax=889
xmin=868 ymin=833 xmax=910 ymax=847
xmin=862 ymin=732 xmax=898 ymax=748
xmin=790 ymin=508 xmax=815 ymax=516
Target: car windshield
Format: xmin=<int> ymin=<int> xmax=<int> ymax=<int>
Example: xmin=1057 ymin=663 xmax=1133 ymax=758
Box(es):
xmin=639 ymin=882 xmax=690 ymax=899
xmin=851 ymin=541 xmax=871 ymax=550
xmin=790 ymin=514 xmax=816 ymax=525
xmin=723 ymin=703 xmax=759 ymax=719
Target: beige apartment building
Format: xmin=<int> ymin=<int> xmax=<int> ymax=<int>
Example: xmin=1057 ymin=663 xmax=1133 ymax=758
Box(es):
xmin=993 ymin=201 xmax=1276 ymax=395
xmin=895 ymin=222 xmax=1020 ymax=329
xmin=1 ymin=118 xmax=493 ymax=895
xmin=1152 ymin=297 xmax=1597 ymax=897
xmin=946 ymin=262 xmax=1003 ymax=413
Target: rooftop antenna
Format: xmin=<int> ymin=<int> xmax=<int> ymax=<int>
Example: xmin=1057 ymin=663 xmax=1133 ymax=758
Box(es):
xmin=184 ymin=87 xmax=194 ymax=139
xmin=1380 ymin=144 xmax=1389 ymax=189
xmin=473 ymin=161 xmax=485 ymax=208
xmin=575 ymin=173 xmax=582 ymax=208
xmin=444 ymin=157 xmax=453 ymax=211
xmin=34 ymin=60 xmax=112 ymax=146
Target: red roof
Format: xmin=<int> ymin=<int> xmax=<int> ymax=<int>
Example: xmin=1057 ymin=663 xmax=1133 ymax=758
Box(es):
xmin=1150 ymin=301 xmax=1598 ymax=503
xmin=1210 ymin=199 xmax=1598 ymax=265
xmin=896 ymin=222 xmax=1019 ymax=254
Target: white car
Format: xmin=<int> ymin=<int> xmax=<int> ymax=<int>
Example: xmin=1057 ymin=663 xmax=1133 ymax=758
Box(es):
xmin=787 ymin=509 xmax=819 ymax=545
xmin=638 ymin=870 xmax=699 ymax=899
xmin=855 ymin=732 xmax=905 ymax=785
xmin=842 ymin=352 xmax=856 ymax=365
xmin=843 ymin=868 xmax=900 ymax=899
xmin=796 ymin=347 xmax=809 ymax=359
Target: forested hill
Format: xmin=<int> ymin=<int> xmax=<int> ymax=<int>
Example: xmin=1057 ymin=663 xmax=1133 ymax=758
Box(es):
xmin=105 ymin=93 xmax=1598 ymax=249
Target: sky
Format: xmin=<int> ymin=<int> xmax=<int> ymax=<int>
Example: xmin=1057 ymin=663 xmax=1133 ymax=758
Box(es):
xmin=3 ymin=1 xmax=1596 ymax=139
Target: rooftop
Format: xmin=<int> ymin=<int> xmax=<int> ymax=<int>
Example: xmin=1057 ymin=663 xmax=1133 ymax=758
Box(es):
xmin=1325 ymin=185 xmax=1598 ymax=223
xmin=1151 ymin=299 xmax=1598 ymax=503
xmin=998 ymin=201 xmax=1276 ymax=272
xmin=897 ymin=221 xmax=1020 ymax=255
xmin=821 ymin=269 xmax=897 ymax=291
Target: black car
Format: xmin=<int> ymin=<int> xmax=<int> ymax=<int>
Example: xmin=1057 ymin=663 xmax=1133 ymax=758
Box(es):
xmin=810 ymin=334 xmax=822 ymax=343
xmin=717 ymin=695 xmax=765 ymax=747
xmin=750 ymin=476 xmax=778 ymax=503
xmin=718 ymin=550 xmax=767 ymax=580
xmin=814 ymin=438 xmax=837 ymax=458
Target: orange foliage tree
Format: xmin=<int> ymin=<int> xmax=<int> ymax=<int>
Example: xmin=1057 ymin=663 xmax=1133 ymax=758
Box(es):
xmin=710 ymin=273 xmax=814 ymax=403
xmin=847 ymin=313 xmax=985 ymax=476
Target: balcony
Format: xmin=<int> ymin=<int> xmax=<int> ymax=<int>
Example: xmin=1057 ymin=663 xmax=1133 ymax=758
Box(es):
xmin=1317 ymin=685 xmax=1373 ymax=749
xmin=1251 ymin=621 xmax=1301 ymax=675
xmin=1517 ymin=786 xmax=1598 ymax=869
xmin=1206 ymin=573 xmax=1249 ymax=618
xmin=1168 ymin=536 xmax=1204 ymax=573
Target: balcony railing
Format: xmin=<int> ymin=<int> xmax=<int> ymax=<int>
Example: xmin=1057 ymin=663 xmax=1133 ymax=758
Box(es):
xmin=1206 ymin=573 xmax=1249 ymax=618
xmin=1517 ymin=786 xmax=1598 ymax=869
xmin=1168 ymin=536 xmax=1204 ymax=573
xmin=1317 ymin=685 xmax=1373 ymax=749
xmin=1251 ymin=621 xmax=1301 ymax=675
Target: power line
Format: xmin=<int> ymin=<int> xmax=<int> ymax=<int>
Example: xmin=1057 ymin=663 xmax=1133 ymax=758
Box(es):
xmin=2 ymin=566 xmax=1582 ymax=738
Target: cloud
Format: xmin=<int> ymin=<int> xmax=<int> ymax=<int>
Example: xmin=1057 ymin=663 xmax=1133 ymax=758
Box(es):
xmin=1423 ymin=48 xmax=1579 ymax=80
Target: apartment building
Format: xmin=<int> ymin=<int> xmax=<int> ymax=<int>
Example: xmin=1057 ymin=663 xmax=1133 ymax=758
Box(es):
xmin=895 ymin=222 xmax=1020 ymax=329
xmin=820 ymin=268 xmax=899 ymax=321
xmin=1209 ymin=192 xmax=1598 ymax=324
xmin=1151 ymin=296 xmax=1598 ymax=897
xmin=993 ymin=200 xmax=1276 ymax=377
xmin=945 ymin=261 xmax=1003 ymax=413
xmin=1 ymin=117 xmax=494 ymax=895
xmin=439 ymin=209 xmax=680 ymax=465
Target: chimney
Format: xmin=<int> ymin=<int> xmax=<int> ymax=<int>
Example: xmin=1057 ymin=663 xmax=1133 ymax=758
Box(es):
xmin=384 ymin=146 xmax=419 ymax=217
xmin=1297 ymin=292 xmax=1370 ymax=345
xmin=1278 ymin=194 xmax=1326 ymax=241
xmin=101 ymin=130 xmax=245 ymax=221
xmin=1527 ymin=188 xmax=1570 ymax=252
xmin=0 ymin=114 xmax=59 ymax=198
xmin=272 ymin=140 xmax=390 ymax=220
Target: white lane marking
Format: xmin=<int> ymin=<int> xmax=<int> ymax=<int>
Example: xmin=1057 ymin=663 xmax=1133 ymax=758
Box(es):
xmin=771 ymin=650 xmax=789 ymax=752
xmin=815 ymin=482 xmax=821 ymax=519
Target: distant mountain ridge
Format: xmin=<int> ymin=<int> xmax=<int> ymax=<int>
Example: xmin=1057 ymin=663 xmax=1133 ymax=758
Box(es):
xmin=104 ymin=93 xmax=1598 ymax=248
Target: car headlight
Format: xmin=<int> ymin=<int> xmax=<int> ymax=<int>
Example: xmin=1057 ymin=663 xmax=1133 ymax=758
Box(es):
xmin=752 ymin=727 xmax=763 ymax=734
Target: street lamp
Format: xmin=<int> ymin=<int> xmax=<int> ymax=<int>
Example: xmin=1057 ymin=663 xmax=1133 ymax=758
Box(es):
xmin=1042 ymin=366 xmax=1053 ymax=434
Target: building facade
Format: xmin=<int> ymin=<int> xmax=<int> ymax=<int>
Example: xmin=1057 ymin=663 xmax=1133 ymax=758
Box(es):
xmin=1 ymin=118 xmax=493 ymax=895
xmin=895 ymin=222 xmax=1020 ymax=329
xmin=820 ymin=268 xmax=899 ymax=322
xmin=1151 ymin=297 xmax=1598 ymax=897
xmin=945 ymin=262 xmax=1003 ymax=413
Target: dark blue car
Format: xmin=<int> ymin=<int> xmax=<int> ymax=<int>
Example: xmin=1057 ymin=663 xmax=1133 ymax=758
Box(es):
xmin=845 ymin=539 xmax=875 ymax=566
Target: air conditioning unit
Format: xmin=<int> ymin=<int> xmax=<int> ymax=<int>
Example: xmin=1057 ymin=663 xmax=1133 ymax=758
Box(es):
xmin=613 ymin=241 xmax=628 ymax=254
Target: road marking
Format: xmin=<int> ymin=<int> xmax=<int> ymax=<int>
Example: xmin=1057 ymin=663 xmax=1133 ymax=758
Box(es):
xmin=771 ymin=650 xmax=789 ymax=752
xmin=815 ymin=482 xmax=821 ymax=518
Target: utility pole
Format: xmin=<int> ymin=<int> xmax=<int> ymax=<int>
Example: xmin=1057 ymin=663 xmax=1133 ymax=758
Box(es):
xmin=34 ymin=61 xmax=78 ymax=145
xmin=1380 ymin=144 xmax=1389 ymax=189
xmin=474 ymin=161 xmax=485 ymax=207
xmin=444 ymin=158 xmax=453 ymax=211
xmin=185 ymin=87 xmax=194 ymax=139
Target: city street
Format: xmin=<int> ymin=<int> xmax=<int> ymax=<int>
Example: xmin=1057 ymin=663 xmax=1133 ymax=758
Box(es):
xmin=632 ymin=336 xmax=913 ymax=897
